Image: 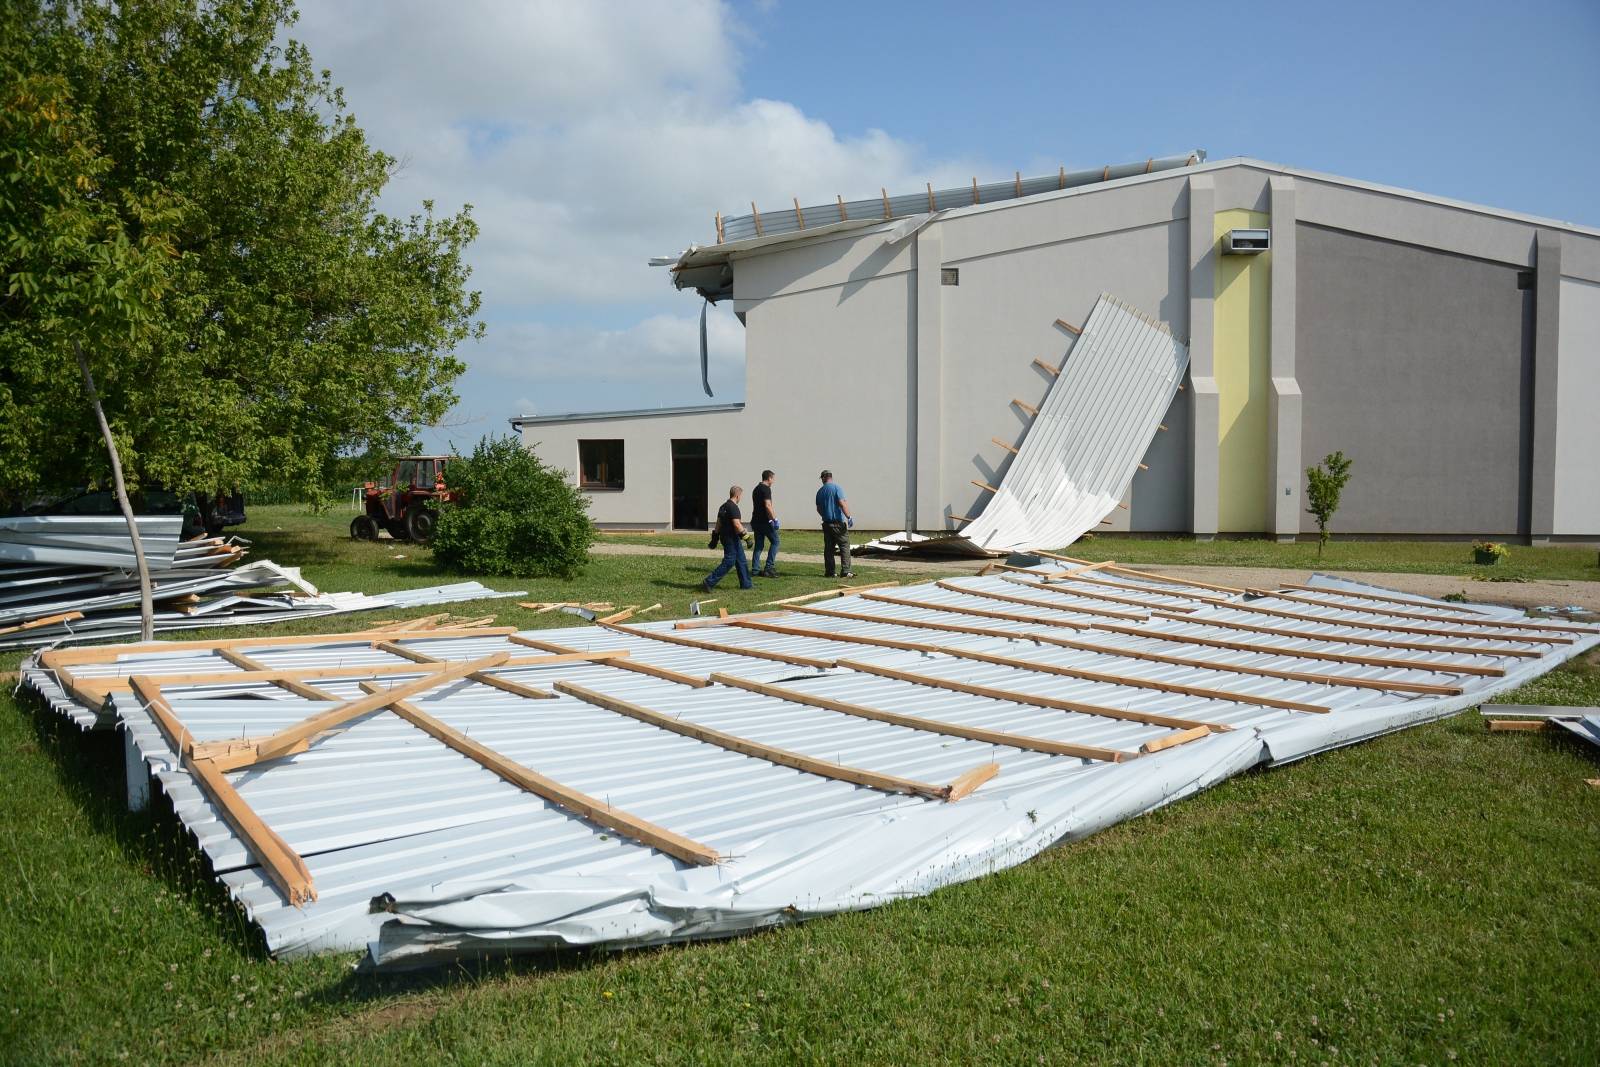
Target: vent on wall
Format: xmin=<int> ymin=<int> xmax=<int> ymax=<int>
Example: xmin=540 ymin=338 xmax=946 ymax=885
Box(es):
xmin=1222 ymin=228 xmax=1271 ymax=255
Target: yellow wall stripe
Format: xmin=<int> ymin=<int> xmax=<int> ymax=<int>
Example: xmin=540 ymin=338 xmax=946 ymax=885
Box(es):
xmin=1213 ymin=208 xmax=1272 ymax=532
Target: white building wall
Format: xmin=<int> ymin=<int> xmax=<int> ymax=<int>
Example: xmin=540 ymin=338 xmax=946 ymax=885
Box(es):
xmin=520 ymin=409 xmax=746 ymax=527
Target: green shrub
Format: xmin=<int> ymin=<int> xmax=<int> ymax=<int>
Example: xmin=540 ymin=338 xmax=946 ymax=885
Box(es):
xmin=430 ymin=435 xmax=594 ymax=578
xmin=1471 ymin=540 xmax=1510 ymax=566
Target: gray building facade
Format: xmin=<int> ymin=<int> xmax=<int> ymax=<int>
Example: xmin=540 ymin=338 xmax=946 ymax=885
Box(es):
xmin=514 ymin=157 xmax=1600 ymax=542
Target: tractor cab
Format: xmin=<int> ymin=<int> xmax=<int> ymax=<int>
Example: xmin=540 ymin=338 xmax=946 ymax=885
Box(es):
xmin=350 ymin=455 xmax=454 ymax=543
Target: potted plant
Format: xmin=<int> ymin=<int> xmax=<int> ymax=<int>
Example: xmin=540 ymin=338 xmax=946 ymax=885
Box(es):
xmin=1471 ymin=540 xmax=1509 ymax=566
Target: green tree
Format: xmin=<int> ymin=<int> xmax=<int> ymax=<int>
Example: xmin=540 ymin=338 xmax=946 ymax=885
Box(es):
xmin=431 ymin=436 xmax=595 ymax=579
xmin=1305 ymin=451 xmax=1354 ymax=556
xmin=0 ymin=0 xmax=483 ymax=513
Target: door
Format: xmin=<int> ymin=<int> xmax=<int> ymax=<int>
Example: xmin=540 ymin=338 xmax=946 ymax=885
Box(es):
xmin=671 ymin=439 xmax=708 ymax=530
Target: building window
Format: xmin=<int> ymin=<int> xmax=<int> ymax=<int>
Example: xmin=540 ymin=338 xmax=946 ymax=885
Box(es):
xmin=941 ymin=267 xmax=960 ymax=286
xmin=578 ymin=440 xmax=625 ymax=490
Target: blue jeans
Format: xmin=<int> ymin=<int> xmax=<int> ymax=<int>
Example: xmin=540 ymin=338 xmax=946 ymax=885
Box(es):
xmin=706 ymin=536 xmax=752 ymax=589
xmin=752 ymin=525 xmax=779 ymax=572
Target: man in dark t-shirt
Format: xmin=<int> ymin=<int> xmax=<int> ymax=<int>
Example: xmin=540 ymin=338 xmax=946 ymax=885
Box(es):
xmin=703 ymin=485 xmax=752 ymax=591
xmin=750 ymin=469 xmax=779 ymax=578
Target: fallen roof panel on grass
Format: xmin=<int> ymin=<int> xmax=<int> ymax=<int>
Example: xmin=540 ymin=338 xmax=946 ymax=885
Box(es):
xmin=20 ymin=567 xmax=1597 ymax=967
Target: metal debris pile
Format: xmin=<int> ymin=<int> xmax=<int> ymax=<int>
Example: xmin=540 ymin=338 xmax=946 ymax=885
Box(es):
xmin=0 ymin=514 xmax=524 ymax=649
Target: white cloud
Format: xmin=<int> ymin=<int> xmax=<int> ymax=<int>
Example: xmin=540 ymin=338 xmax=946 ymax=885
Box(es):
xmin=287 ymin=1 xmax=981 ymax=442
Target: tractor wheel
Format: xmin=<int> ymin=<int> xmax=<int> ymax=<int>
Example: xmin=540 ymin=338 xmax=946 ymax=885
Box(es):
xmin=350 ymin=515 xmax=379 ymax=540
xmin=406 ymin=506 xmax=437 ymax=545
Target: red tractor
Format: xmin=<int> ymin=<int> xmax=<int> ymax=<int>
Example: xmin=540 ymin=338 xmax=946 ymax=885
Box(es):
xmin=350 ymin=455 xmax=455 ymax=544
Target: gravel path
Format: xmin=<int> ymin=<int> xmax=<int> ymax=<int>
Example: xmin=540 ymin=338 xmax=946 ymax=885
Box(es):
xmin=589 ymin=542 xmax=1600 ymax=616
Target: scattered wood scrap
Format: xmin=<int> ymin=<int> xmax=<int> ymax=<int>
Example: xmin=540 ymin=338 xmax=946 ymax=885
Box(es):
xmin=762 ymin=581 xmax=900 ymax=607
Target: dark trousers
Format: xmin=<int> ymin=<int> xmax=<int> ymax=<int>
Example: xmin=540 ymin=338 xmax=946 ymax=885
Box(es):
xmin=821 ymin=521 xmax=851 ymax=577
xmin=752 ymin=525 xmax=779 ymax=572
xmin=706 ymin=535 xmax=752 ymax=589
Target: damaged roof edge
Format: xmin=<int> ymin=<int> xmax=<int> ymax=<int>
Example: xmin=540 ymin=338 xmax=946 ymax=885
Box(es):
xmin=510 ymin=402 xmax=745 ymax=428
xmin=657 ymin=152 xmax=1600 ymax=301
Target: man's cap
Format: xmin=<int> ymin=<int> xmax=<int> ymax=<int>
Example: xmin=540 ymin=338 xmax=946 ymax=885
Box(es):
xmin=819 ymin=469 xmax=831 ymax=479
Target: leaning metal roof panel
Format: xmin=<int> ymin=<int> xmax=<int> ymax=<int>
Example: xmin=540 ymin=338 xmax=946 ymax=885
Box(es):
xmin=22 ymin=565 xmax=1598 ymax=966
xmin=956 ymin=295 xmax=1188 ymax=552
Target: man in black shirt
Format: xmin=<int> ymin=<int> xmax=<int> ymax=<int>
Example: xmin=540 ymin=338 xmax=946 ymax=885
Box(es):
xmin=703 ymin=485 xmax=752 ymax=591
xmin=750 ymin=469 xmax=779 ymax=578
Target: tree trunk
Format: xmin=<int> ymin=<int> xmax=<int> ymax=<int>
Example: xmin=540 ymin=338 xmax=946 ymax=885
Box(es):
xmin=73 ymin=340 xmax=154 ymax=641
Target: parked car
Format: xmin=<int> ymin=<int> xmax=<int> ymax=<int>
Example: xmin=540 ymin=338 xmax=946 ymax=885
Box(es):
xmin=27 ymin=487 xmax=245 ymax=539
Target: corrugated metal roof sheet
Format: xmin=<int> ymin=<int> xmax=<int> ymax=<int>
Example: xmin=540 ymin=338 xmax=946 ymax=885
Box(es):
xmin=21 ymin=566 xmax=1598 ymax=966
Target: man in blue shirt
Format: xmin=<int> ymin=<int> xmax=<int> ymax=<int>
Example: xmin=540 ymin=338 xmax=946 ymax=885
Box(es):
xmin=814 ymin=469 xmax=854 ymax=579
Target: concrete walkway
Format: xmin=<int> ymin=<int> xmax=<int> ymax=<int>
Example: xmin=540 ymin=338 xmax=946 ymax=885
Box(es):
xmin=589 ymin=542 xmax=1600 ymax=616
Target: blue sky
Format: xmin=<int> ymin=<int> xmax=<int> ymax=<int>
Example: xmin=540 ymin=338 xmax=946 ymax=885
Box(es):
xmin=290 ymin=0 xmax=1600 ymax=454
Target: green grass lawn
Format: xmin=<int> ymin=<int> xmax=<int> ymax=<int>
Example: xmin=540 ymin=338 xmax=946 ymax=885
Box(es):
xmin=1 ymin=506 xmax=1596 ymax=1063
xmin=600 ymin=526 xmax=1600 ymax=583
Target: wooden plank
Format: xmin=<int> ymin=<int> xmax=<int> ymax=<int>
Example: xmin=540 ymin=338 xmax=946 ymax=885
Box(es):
xmin=1054 ymin=318 xmax=1083 ymax=336
xmin=971 ymin=480 xmax=999 ymax=494
xmin=1029 ymin=567 xmax=1557 ymax=649
xmin=1032 ymin=357 xmax=1060 ymax=377
xmin=675 ymin=611 xmax=792 ymax=630
xmin=39 ymin=626 xmax=519 ymax=669
xmin=1217 ymin=595 xmax=1573 ymax=645
xmin=1000 ymin=572 xmax=1199 ymax=613
xmin=371 ymin=640 xmax=558 ymax=699
xmin=862 ymin=590 xmax=1093 ymax=630
xmin=1024 ymin=567 xmax=1215 ymax=606
xmin=731 ymin=619 xmax=1330 ymax=715
xmin=991 ymin=436 xmax=1020 ymax=455
xmin=187 ymin=752 xmax=317 ymax=906
xmin=934 ymin=580 xmax=1146 ymax=622
xmin=1090 ymin=620 xmax=1506 ymax=678
xmin=216 ymin=649 xmax=331 ymax=700
xmin=1012 ymin=398 xmax=1039 ymax=417
xmin=0 ymin=610 xmax=85 ymax=637
xmin=761 ymin=581 xmax=899 ymax=607
xmin=837 ymin=659 xmax=1227 ymax=733
xmin=1033 ymin=552 xmax=1245 ymax=594
xmin=730 ymin=619 xmax=937 ymax=656
xmin=357 ymin=683 xmax=721 ymax=866
xmin=1278 ymin=584 xmax=1597 ymax=634
xmin=1141 ymin=725 xmax=1211 ymax=754
xmin=205 ymin=653 xmax=514 ymax=771
xmin=509 ymin=634 xmax=712 ymax=688
xmin=71 ymin=649 xmax=628 ymax=699
xmin=377 ymin=613 xmax=449 ymax=632
xmin=792 ymin=602 xmax=1463 ymax=696
xmin=710 ymin=672 xmax=1133 ymax=763
xmin=946 ymin=762 xmax=1000 ymax=801
xmin=1262 ymin=587 xmax=1596 ymax=636
xmin=1149 ymin=610 xmax=1538 ymax=660
xmin=599 ymin=621 xmax=835 ymax=669
xmin=130 ymin=677 xmax=315 ymax=906
xmin=553 ymin=681 xmax=964 ymax=801
xmin=1487 ymin=719 xmax=1552 ymax=732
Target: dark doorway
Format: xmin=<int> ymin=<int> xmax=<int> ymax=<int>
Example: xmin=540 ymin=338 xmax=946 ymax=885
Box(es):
xmin=671 ymin=439 xmax=708 ymax=530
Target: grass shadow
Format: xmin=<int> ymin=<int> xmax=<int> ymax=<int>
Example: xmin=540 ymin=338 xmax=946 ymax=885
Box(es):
xmin=13 ymin=691 xmax=270 ymax=957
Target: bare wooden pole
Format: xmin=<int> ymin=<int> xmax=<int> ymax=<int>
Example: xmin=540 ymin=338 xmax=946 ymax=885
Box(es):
xmin=73 ymin=339 xmax=153 ymax=641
